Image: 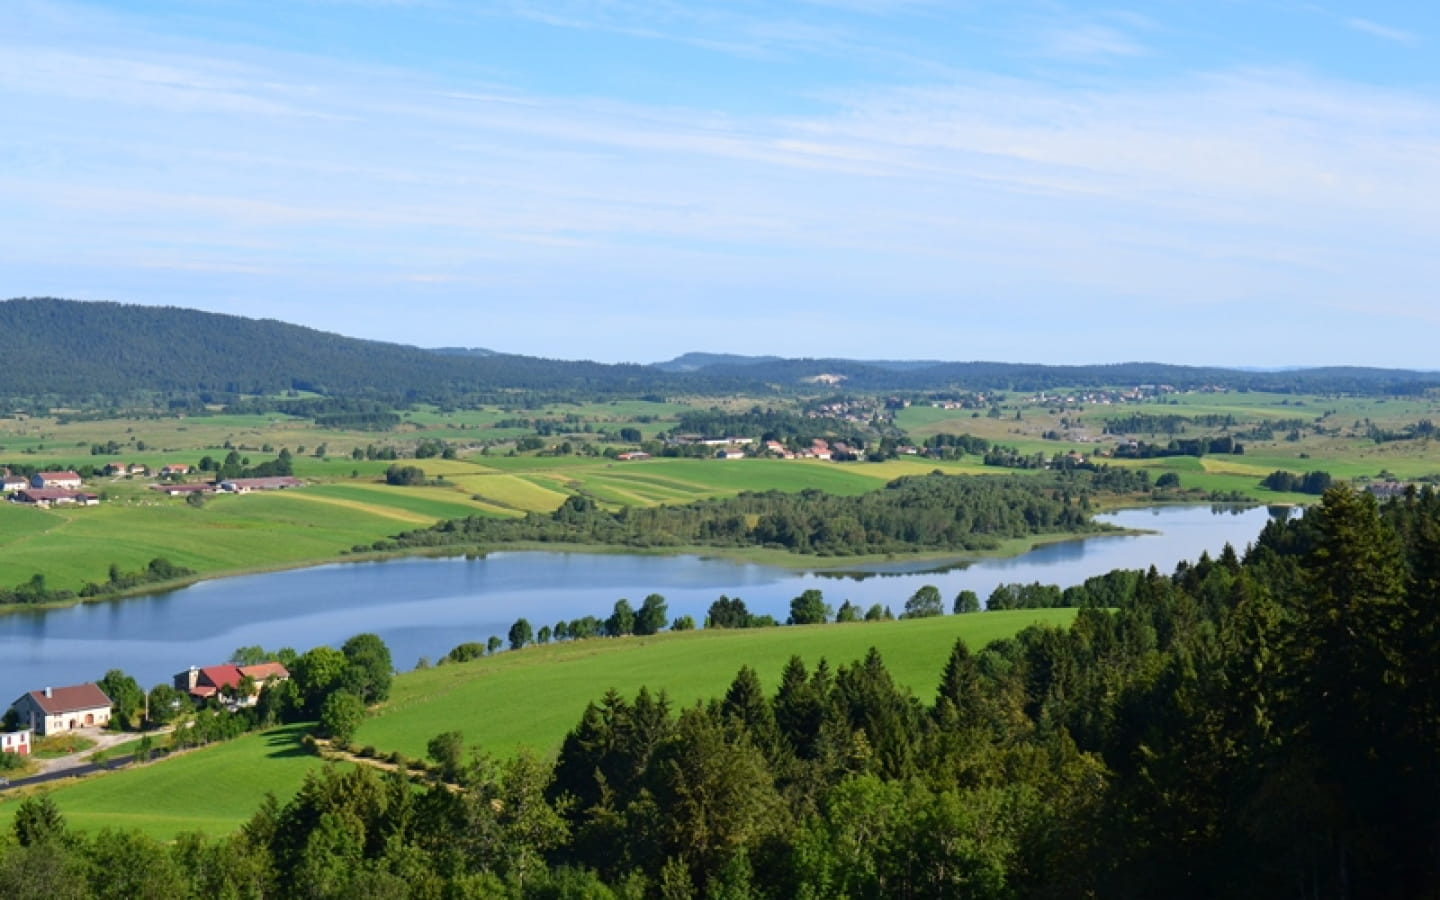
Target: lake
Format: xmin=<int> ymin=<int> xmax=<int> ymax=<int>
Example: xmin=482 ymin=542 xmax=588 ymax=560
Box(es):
xmin=0 ymin=504 xmax=1285 ymax=704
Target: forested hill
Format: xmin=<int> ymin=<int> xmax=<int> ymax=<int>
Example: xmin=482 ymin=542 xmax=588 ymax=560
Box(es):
xmin=657 ymin=354 xmax=1440 ymax=394
xmin=0 ymin=298 xmax=753 ymax=406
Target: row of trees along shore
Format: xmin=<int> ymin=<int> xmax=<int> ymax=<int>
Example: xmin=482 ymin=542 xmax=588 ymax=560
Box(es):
xmin=5 ymin=485 xmax=1440 ymax=898
xmin=489 ymin=577 xmax=1133 ymax=655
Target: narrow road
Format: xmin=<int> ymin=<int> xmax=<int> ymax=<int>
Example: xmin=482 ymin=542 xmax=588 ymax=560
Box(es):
xmin=0 ymin=725 xmax=174 ymax=792
xmin=31 ymin=727 xmax=138 ymax=775
xmin=1 ymin=755 xmax=136 ymax=791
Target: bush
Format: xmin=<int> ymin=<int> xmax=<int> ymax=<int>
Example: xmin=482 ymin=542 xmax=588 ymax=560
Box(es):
xmin=385 ymin=464 xmax=426 ymax=486
xmin=317 ymin=691 xmax=366 ymax=745
xmin=445 ymin=642 xmax=487 ymax=664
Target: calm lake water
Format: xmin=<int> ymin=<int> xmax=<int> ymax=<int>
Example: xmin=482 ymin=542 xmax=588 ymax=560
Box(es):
xmin=0 ymin=505 xmax=1285 ymax=703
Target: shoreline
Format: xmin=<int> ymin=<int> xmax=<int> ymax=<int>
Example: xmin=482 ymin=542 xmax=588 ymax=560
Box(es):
xmin=0 ymin=519 xmax=1166 ymax=618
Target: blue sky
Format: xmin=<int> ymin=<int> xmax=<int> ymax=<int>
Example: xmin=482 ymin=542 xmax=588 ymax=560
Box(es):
xmin=3 ymin=0 xmax=1438 ymax=366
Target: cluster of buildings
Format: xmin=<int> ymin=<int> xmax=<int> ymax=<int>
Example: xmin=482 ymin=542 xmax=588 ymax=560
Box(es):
xmin=1 ymin=469 xmax=100 ymax=508
xmin=803 ymin=398 xmax=895 ymax=424
xmin=103 ymin=462 xmax=194 ymax=477
xmin=1025 ymin=385 xmax=1182 ymax=407
xmin=0 ymin=465 xmax=305 ymax=508
xmin=1 ymin=661 xmax=291 ymax=758
xmin=762 ymin=438 xmax=837 ymax=460
xmin=151 ymin=476 xmax=303 ymax=497
xmin=619 ymin=436 xmax=922 ymax=463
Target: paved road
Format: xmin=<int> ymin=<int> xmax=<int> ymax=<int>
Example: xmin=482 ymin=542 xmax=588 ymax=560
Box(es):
xmin=1 ymin=755 xmax=139 ymax=791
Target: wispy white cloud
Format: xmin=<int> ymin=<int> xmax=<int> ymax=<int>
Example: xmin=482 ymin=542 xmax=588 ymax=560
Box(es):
xmin=1037 ymin=23 xmax=1150 ymax=61
xmin=0 ymin=46 xmax=344 ymax=119
xmin=792 ymin=0 xmax=937 ymax=13
xmin=1345 ymin=17 xmax=1420 ymax=45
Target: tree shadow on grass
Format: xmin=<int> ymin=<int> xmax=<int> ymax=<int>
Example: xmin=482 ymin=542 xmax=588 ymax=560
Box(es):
xmin=261 ymin=722 xmax=316 ymax=760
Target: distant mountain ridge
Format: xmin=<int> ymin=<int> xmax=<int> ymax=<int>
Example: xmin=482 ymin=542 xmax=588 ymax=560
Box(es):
xmin=652 ymin=352 xmax=786 ymax=372
xmin=3 ymin=298 xmax=1438 ymax=406
xmin=429 ymin=347 xmax=501 ymax=358
xmin=652 ymin=352 xmax=1440 ymax=395
xmin=0 ymin=297 xmax=738 ymax=404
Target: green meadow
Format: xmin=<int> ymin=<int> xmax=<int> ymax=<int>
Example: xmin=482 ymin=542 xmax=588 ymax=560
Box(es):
xmin=0 ymin=610 xmax=1073 ymax=839
xmin=356 ymin=608 xmax=1079 ymax=759
xmin=0 ymin=725 xmax=322 ymax=840
xmin=0 ymin=491 xmax=424 ymax=589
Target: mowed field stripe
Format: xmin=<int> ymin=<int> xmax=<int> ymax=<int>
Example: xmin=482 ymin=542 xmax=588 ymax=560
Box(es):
xmin=279 ymin=491 xmax=438 ymax=525
xmin=1200 ymin=458 xmax=1273 ymax=476
xmin=446 ymin=474 xmax=570 ymax=511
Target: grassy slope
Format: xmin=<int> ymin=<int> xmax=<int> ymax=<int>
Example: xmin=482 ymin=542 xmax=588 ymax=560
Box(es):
xmin=358 ymin=609 xmax=1076 ymax=758
xmin=0 ymin=610 xmax=1072 ymax=839
xmin=0 ymin=725 xmax=320 ymax=840
xmin=0 ymin=491 xmax=427 ymax=588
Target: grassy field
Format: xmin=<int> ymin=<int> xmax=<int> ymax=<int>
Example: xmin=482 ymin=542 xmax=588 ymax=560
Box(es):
xmin=356 ymin=608 xmax=1078 ymax=760
xmin=0 ymin=491 xmax=424 ymax=589
xmin=0 ymin=610 xmax=1073 ymax=839
xmin=0 ymin=725 xmax=321 ymax=840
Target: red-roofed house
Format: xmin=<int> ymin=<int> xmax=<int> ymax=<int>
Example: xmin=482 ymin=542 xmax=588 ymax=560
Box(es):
xmin=8 ymin=684 xmax=112 ymax=735
xmin=238 ymin=662 xmax=291 ymax=685
xmin=31 ymin=471 xmax=82 ymax=490
xmin=175 ymin=664 xmax=243 ymax=701
xmin=175 ymin=662 xmax=289 ymax=707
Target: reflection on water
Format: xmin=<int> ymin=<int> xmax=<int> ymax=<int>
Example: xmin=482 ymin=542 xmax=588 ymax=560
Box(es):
xmin=0 ymin=505 xmax=1281 ymax=703
xmin=812 ymin=558 xmax=974 ymax=581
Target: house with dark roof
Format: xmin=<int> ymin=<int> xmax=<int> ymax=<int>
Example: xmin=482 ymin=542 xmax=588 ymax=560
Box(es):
xmin=8 ymin=684 xmax=112 ymax=736
xmin=8 ymin=489 xmax=99 ymax=508
xmin=219 ymin=476 xmax=303 ymax=493
xmin=151 ymin=482 xmax=216 ymax=497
